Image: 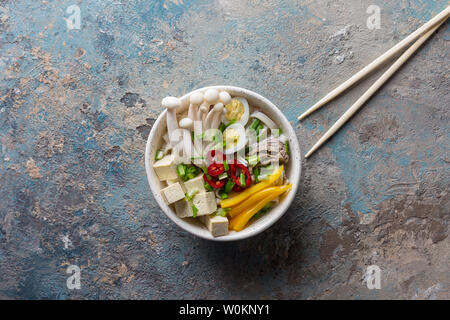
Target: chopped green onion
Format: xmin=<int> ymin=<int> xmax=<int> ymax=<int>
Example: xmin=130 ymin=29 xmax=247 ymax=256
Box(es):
xmin=251 ymin=202 xmax=273 ymax=221
xmin=187 ymin=166 xmax=199 ymax=175
xmin=249 ymin=119 xmax=260 ymax=130
xmin=247 ymin=155 xmax=259 ymax=166
xmin=220 ymin=192 xmax=228 ymax=200
xmin=176 ymin=164 xmax=186 ymax=179
xmin=224 ymin=179 xmax=235 ymax=193
xmin=201 ymin=166 xmax=208 ymax=174
xmin=223 ymin=160 xmax=229 ymax=171
xmin=256 ymin=123 xmax=263 ymax=133
xmin=181 ymin=164 xmax=200 ymax=181
xmin=274 ymin=128 xmax=282 ymax=137
xmin=204 ymin=182 xmax=213 ymax=191
xmin=218 ymin=172 xmax=228 ymax=180
xmin=285 ymin=141 xmax=290 ymax=155
xmin=245 ymin=146 xmax=250 ymax=153
xmin=215 ymin=208 xmax=228 ymax=217
xmin=185 ymin=173 xmax=195 ymax=180
xmin=220 ymin=119 xmax=236 ymax=132
xmin=190 ymin=156 xmax=205 ymax=161
xmin=191 ymin=205 xmax=198 ymax=218
xmin=185 ymin=189 xmax=198 ymax=202
xmin=155 ymin=150 xmax=164 ymax=161
xmin=240 ymin=172 xmax=246 ymax=187
xmin=253 ymin=167 xmax=260 ymax=183
xmin=196 ymin=132 xmax=206 ymax=140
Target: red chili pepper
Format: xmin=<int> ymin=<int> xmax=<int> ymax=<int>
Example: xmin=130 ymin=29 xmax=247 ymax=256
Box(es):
xmin=229 ymin=161 xmax=252 ymax=189
xmin=206 ymin=150 xmax=225 ymax=165
xmin=203 ymin=174 xmax=226 ymax=189
xmin=207 ymin=163 xmax=225 ymax=177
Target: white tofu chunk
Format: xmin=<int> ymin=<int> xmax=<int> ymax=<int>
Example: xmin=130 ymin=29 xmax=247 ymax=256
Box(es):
xmin=174 ymin=200 xmax=192 ymax=218
xmin=183 ymin=174 xmax=205 ymax=194
xmin=174 ymin=192 xmax=217 ymax=218
xmin=153 ymin=154 xmax=178 ymax=181
xmin=166 ymin=178 xmax=179 ymax=185
xmin=160 ymin=182 xmax=185 ymax=204
xmin=200 ymin=214 xmax=229 ymax=237
xmin=192 ymin=192 xmax=217 ymax=216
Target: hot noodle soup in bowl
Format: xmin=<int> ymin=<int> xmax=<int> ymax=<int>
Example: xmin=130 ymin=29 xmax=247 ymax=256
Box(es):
xmin=145 ymin=86 xmax=301 ymax=241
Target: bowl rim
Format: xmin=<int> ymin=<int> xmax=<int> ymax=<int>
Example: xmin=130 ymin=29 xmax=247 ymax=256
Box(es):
xmin=145 ymin=85 xmax=301 ymax=241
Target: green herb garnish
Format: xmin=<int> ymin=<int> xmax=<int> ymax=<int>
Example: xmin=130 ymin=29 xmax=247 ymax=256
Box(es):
xmin=155 ymin=150 xmax=164 ymax=161
xmin=274 ymin=128 xmax=282 ymax=137
xmin=285 ymin=141 xmax=290 ymax=155
xmin=224 ymin=179 xmax=235 ymax=193
xmin=220 ymin=119 xmax=236 ymax=132
xmin=223 ymin=159 xmax=229 ymax=171
xmin=215 ymin=208 xmax=231 ymax=217
xmin=247 ymin=155 xmax=259 ymax=167
xmin=240 ymin=172 xmax=246 ymax=187
xmin=190 ymin=156 xmax=205 ymax=161
xmin=176 ymin=164 xmax=186 ymax=179
xmin=249 ymin=119 xmax=260 ymax=130
xmin=185 ymin=189 xmax=198 ymax=202
xmin=204 ymin=182 xmax=213 ymax=192
xmin=196 ymin=132 xmax=206 ymax=140
xmin=218 ymin=172 xmax=228 ymax=180
xmin=256 ymin=123 xmax=263 ymax=135
xmin=251 ymin=202 xmax=273 ymax=221
xmin=253 ymin=167 xmax=260 ymax=183
xmin=191 ymin=205 xmax=198 ymax=218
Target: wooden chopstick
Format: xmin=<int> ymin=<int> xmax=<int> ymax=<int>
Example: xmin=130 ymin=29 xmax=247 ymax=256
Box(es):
xmin=304 ymin=16 xmax=447 ymax=159
xmin=298 ymin=6 xmax=450 ymax=121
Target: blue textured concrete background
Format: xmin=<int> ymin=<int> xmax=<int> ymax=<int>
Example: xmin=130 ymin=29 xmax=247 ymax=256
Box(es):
xmin=0 ymin=0 xmax=448 ymax=299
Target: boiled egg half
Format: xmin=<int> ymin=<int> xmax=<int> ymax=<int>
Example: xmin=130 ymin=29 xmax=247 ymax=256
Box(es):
xmin=223 ymin=123 xmax=246 ymax=155
xmin=222 ymin=97 xmax=249 ymax=126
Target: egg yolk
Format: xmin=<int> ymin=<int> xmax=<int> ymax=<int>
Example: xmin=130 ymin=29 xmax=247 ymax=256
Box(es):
xmin=224 ymin=128 xmax=240 ymax=149
xmin=225 ymin=99 xmax=244 ymax=122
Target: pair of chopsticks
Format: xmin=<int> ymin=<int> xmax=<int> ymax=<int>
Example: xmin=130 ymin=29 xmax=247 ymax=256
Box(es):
xmin=300 ymin=6 xmax=450 ymax=159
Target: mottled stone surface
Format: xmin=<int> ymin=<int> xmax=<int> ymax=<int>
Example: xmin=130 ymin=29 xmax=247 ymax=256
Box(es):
xmin=0 ymin=0 xmax=448 ymax=299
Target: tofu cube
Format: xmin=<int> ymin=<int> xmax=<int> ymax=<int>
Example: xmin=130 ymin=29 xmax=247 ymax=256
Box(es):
xmin=153 ymin=154 xmax=178 ymax=181
xmin=183 ymin=174 xmax=205 ymax=194
xmin=174 ymin=200 xmax=192 ymax=218
xmin=161 ymin=182 xmax=185 ymax=204
xmin=166 ymin=178 xmax=179 ymax=185
xmin=192 ymin=192 xmax=217 ymax=216
xmin=200 ymin=214 xmax=229 ymax=237
xmin=174 ymin=192 xmax=217 ymax=218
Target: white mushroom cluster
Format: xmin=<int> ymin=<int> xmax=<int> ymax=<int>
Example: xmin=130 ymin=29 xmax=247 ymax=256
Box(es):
xmin=161 ymin=89 xmax=232 ymax=161
xmin=164 ymin=89 xmax=231 ymax=132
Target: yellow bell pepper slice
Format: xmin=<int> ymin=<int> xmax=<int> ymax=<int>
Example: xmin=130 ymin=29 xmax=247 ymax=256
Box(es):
xmin=229 ymin=184 xmax=292 ymax=231
xmin=220 ymin=165 xmax=284 ymax=208
xmin=228 ymin=185 xmax=289 ymax=218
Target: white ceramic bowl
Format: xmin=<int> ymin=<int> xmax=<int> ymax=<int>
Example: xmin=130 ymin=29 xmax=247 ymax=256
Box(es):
xmin=145 ymin=86 xmax=301 ymax=241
